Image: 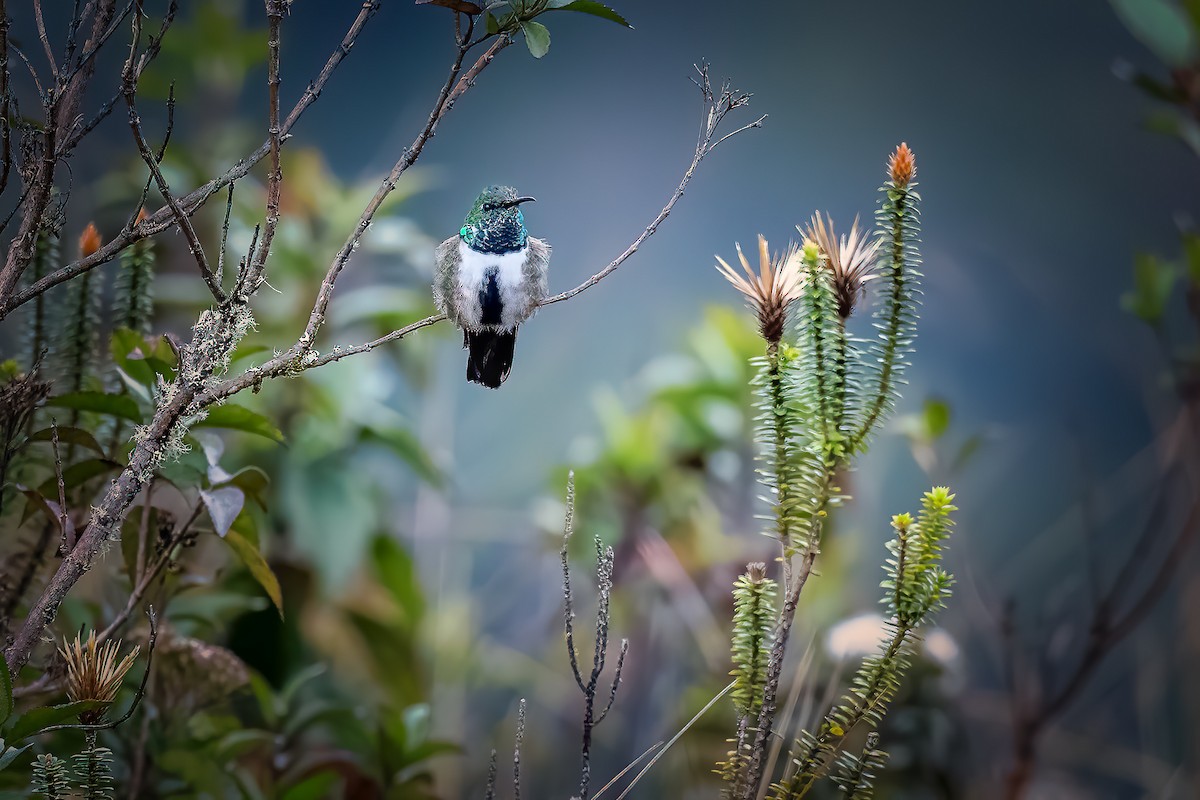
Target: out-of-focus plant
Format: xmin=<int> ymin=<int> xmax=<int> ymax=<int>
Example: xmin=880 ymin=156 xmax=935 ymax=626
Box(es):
xmin=990 ymin=4 xmax=1200 ymax=796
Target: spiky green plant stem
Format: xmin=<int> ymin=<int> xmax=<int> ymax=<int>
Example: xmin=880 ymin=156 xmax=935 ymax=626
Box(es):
xmin=113 ymin=237 xmax=155 ymax=335
xmin=31 ymin=753 xmax=70 ymax=799
xmin=23 ymin=229 xmax=57 ymax=376
xmin=831 ymin=732 xmax=887 ymax=799
xmin=723 ymin=564 xmax=778 ymax=796
xmin=75 ymin=729 xmax=114 ymax=800
xmin=847 ymin=179 xmax=921 ymax=453
xmin=771 ymin=490 xmax=955 ymax=799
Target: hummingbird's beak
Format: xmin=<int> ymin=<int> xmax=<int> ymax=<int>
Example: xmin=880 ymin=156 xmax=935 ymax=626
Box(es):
xmin=503 ymin=196 xmax=536 ymax=207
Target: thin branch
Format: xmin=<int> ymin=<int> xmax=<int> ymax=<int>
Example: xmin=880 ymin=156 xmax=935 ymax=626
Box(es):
xmin=237 ymin=0 xmax=286 ymax=298
xmin=98 ymin=501 xmax=203 ymax=643
xmin=0 ymin=0 xmax=11 ymax=197
xmin=594 ymin=638 xmax=627 ymax=725
xmin=121 ymin=6 xmax=224 ymax=302
xmin=49 ymin=419 xmax=70 ymax=555
xmin=297 ymin=15 xmax=490 ymax=349
xmin=1 ymin=0 xmax=380 ymax=318
xmin=543 ymin=68 xmax=762 ymax=307
xmin=34 ymin=0 xmax=58 ymax=82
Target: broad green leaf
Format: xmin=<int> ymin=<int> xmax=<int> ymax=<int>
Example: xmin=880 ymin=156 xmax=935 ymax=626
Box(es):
xmin=486 ymin=11 xmax=500 ymax=34
xmin=280 ymin=771 xmax=341 ymax=800
xmin=546 ymin=0 xmax=631 ymax=27
xmin=17 ymin=486 xmax=71 ymax=531
xmin=201 ymin=486 xmax=246 ymax=538
xmin=36 ymin=458 xmax=121 ymax=500
xmin=27 ymin=426 xmax=106 ymax=456
xmin=0 ymin=743 xmax=30 ymax=772
xmin=521 ymin=20 xmax=550 ymax=57
xmin=371 ymin=535 xmax=425 ymax=628
xmin=1111 ymin=0 xmax=1197 ymax=64
xmin=110 ymin=329 xmax=178 ymax=387
xmin=223 ymin=523 xmax=284 ymax=617
xmin=0 ymin=659 xmax=11 ymax=728
xmin=216 ymin=466 xmax=270 ymax=509
xmin=194 ymin=405 xmax=285 ymax=444
xmin=45 ymin=391 xmax=142 ymax=422
xmin=5 ymin=700 xmax=105 ymax=742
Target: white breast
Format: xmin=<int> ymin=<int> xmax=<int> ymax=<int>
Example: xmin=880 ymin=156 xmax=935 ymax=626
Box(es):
xmin=455 ymin=240 xmax=532 ymax=330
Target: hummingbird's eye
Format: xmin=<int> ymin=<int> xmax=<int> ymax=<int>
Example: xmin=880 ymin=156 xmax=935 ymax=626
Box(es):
xmin=482 ymin=203 xmax=494 ymax=211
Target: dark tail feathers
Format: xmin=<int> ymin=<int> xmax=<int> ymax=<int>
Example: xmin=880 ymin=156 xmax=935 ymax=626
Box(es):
xmin=465 ymin=328 xmax=517 ymax=388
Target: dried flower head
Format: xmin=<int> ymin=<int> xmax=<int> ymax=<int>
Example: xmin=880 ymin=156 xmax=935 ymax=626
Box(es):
xmin=715 ymin=235 xmax=802 ymax=344
xmin=79 ymin=223 xmax=102 ymax=258
xmin=60 ymin=631 xmax=140 ymax=723
xmin=889 ymin=142 xmax=916 ymax=187
xmin=802 ymin=212 xmax=883 ymax=320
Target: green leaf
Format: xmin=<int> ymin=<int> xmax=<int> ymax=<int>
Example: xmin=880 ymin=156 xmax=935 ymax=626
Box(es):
xmin=1121 ymin=253 xmax=1178 ymax=324
xmin=45 ymin=391 xmax=142 ymax=422
xmin=1111 ymin=0 xmax=1197 ymax=64
xmin=110 ymin=329 xmax=178 ymax=387
xmin=0 ymin=743 xmax=30 ymax=772
xmin=922 ymin=397 xmax=951 ymax=440
xmin=216 ymin=466 xmax=270 ymax=510
xmin=201 ymin=486 xmax=246 ymax=537
xmin=546 ymin=0 xmax=632 ymax=27
xmin=521 ymin=20 xmax=551 ymax=57
xmin=359 ymin=427 xmax=443 ymax=486
xmin=0 ymin=660 xmax=11 ymax=728
xmin=26 ymin=426 xmax=106 ymax=456
xmin=370 ymin=535 xmax=425 ymax=628
xmin=4 ymin=700 xmax=105 ymax=742
xmin=486 ymin=11 xmax=500 ymax=34
xmin=223 ymin=518 xmax=284 ymax=617
xmin=280 ymin=772 xmax=341 ymax=800
xmin=194 ymin=405 xmax=285 ymax=444
xmin=35 ymin=458 xmax=121 ymax=500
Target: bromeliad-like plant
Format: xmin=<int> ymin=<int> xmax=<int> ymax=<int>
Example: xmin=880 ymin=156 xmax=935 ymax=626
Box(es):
xmin=713 ymin=144 xmax=958 ymax=798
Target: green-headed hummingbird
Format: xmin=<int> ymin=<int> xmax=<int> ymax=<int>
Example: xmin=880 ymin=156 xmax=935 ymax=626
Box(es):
xmin=433 ymin=186 xmax=551 ymax=388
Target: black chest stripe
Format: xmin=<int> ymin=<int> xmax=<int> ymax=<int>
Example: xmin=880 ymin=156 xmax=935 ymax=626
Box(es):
xmin=479 ymin=266 xmax=503 ymax=326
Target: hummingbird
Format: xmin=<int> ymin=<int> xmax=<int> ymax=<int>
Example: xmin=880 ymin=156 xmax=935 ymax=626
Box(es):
xmin=433 ymin=186 xmax=551 ymax=388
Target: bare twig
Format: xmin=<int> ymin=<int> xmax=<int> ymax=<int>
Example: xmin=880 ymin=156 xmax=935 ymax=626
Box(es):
xmin=0 ymin=0 xmax=380 ymax=317
xmin=49 ymin=419 xmax=70 ymax=555
xmin=543 ymin=65 xmax=763 ymax=308
xmin=121 ymin=4 xmax=224 ymax=302
xmin=98 ymin=501 xmax=203 ymax=643
xmin=237 ymin=0 xmax=286 ymax=298
xmin=33 ymin=0 xmax=58 ymax=82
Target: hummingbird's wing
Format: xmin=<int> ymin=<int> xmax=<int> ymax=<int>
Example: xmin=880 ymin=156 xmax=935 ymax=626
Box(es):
xmin=433 ymin=235 xmax=462 ymax=325
xmin=522 ymin=236 xmax=551 ymax=305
